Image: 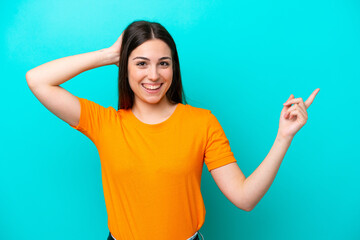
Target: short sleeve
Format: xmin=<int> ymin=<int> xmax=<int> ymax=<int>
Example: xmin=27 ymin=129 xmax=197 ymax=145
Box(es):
xmin=69 ymin=96 xmax=107 ymax=144
xmin=204 ymin=111 xmax=237 ymax=172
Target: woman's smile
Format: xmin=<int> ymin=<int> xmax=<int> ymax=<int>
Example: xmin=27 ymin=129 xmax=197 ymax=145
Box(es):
xmin=141 ymin=83 xmax=164 ymax=93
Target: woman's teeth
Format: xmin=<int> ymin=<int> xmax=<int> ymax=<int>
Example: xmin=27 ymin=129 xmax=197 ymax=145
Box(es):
xmin=142 ymin=84 xmax=162 ymax=90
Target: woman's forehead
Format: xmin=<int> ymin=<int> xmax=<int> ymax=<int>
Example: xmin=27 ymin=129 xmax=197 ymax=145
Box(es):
xmin=130 ymin=39 xmax=171 ymax=59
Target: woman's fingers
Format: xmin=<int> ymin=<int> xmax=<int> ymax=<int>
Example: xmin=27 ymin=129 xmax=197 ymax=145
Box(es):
xmin=288 ymin=109 xmax=306 ymax=122
xmin=286 ymin=105 xmax=306 ymax=119
xmin=284 ymin=103 xmax=307 ymax=119
xmin=304 ymin=88 xmax=320 ymax=108
xmin=283 ymin=97 xmax=308 ymax=117
xmin=283 ymin=97 xmax=305 ymax=108
xmin=283 ymin=89 xmax=320 ymax=109
xmin=290 ymin=107 xmax=307 ymax=121
xmin=285 ymin=104 xmax=307 ymax=122
xmin=109 ymin=32 xmax=124 ymax=53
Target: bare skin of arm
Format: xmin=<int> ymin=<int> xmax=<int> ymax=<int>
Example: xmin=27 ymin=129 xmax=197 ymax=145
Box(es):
xmin=26 ymin=33 xmax=123 ymax=126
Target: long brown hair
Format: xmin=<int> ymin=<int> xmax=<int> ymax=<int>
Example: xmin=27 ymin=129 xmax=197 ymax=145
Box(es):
xmin=117 ymin=20 xmax=187 ymax=110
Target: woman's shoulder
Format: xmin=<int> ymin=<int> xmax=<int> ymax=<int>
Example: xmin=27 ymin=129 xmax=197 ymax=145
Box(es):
xmin=181 ymin=103 xmax=211 ymax=118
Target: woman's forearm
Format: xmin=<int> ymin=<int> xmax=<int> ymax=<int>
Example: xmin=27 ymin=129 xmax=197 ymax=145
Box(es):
xmin=26 ymin=48 xmax=116 ymax=87
xmin=243 ymin=134 xmax=292 ymax=210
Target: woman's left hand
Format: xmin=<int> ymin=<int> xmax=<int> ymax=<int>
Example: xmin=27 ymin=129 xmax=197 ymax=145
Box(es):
xmin=278 ymin=88 xmax=320 ymax=141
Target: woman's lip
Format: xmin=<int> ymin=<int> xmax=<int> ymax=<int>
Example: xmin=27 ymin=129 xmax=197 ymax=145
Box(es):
xmin=141 ymin=83 xmax=163 ymax=93
xmin=141 ymin=83 xmax=163 ymax=86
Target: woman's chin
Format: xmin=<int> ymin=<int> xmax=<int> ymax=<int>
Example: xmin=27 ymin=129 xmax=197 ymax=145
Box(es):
xmin=141 ymin=96 xmax=166 ymax=105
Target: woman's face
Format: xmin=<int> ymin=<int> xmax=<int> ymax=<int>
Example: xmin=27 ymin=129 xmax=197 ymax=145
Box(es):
xmin=128 ymin=39 xmax=173 ymax=106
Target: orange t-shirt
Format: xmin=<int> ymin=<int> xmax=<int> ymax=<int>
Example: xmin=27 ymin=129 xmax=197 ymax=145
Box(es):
xmin=69 ymin=96 xmax=237 ymax=240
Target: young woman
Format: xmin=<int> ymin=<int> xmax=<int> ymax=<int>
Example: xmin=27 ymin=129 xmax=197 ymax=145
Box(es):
xmin=26 ymin=20 xmax=319 ymax=240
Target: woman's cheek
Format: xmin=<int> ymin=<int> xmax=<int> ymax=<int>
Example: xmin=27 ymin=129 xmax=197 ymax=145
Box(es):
xmin=165 ymin=69 xmax=173 ymax=79
xmin=129 ymin=70 xmax=143 ymax=81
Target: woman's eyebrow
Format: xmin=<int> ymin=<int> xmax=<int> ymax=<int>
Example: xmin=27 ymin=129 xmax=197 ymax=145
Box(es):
xmin=132 ymin=56 xmax=172 ymax=61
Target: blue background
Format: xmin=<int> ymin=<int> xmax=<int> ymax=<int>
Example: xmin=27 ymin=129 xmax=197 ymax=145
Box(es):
xmin=1 ymin=0 xmax=359 ymax=239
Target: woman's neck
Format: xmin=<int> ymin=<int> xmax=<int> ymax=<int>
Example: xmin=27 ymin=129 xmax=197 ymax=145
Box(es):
xmin=131 ymin=98 xmax=178 ymax=124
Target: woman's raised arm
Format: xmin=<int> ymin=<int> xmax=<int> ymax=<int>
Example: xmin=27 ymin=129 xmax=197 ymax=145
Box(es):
xmin=25 ymin=33 xmax=123 ymax=126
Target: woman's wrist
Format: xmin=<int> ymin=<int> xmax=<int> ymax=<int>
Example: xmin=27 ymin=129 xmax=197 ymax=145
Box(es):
xmin=275 ymin=132 xmax=293 ymax=145
xmin=97 ymin=48 xmax=120 ymax=66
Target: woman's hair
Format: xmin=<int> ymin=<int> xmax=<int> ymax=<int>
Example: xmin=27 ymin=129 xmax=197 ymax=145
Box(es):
xmin=117 ymin=20 xmax=187 ymax=110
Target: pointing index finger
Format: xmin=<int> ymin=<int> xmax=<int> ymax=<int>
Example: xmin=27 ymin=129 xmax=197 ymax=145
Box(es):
xmin=305 ymin=88 xmax=320 ymax=109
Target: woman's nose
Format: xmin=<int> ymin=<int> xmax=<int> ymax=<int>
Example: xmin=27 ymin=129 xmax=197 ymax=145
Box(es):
xmin=147 ymin=65 xmax=159 ymax=80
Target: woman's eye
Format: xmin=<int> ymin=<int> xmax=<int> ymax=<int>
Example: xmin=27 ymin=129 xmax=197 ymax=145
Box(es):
xmin=136 ymin=62 xmax=170 ymax=67
xmin=136 ymin=62 xmax=146 ymax=66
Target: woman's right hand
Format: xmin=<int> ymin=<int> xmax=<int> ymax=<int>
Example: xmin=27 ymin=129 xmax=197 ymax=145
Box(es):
xmin=104 ymin=32 xmax=124 ymax=67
